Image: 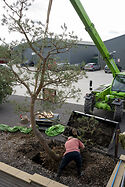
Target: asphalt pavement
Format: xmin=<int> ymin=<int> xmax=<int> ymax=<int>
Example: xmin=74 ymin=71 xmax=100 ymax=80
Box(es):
xmin=13 ymin=70 xmax=113 ymax=105
xmin=1 ymin=70 xmax=113 ymax=126
xmin=0 ymin=95 xmax=84 ymax=127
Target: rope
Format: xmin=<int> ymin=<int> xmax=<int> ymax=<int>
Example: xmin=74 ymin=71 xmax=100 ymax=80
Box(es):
xmin=45 ymin=0 xmax=53 ymax=34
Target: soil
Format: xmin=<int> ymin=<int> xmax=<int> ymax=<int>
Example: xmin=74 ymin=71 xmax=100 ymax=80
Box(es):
xmin=0 ymin=115 xmax=117 ymax=187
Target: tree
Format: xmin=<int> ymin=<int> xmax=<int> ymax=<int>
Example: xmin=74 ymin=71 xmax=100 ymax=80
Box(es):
xmin=0 ymin=45 xmax=11 ymax=60
xmin=1 ymin=0 xmax=86 ymax=161
xmin=0 ymin=45 xmax=13 ymax=103
xmin=0 ymin=64 xmax=13 ymax=104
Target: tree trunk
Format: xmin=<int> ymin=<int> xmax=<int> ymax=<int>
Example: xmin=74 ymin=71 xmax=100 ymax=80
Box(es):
xmin=30 ymin=96 xmax=60 ymax=161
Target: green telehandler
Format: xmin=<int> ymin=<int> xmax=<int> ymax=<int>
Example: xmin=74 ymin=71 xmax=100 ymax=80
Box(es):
xmin=69 ymin=0 xmax=125 ymax=122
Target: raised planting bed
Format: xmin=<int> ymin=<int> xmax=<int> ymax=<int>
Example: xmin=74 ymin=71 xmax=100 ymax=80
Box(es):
xmin=0 ymin=111 xmax=119 ymax=187
xmin=0 ymin=129 xmax=117 ymax=187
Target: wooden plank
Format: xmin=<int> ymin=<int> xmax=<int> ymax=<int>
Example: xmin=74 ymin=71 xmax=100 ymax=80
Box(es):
xmin=107 ymin=159 xmax=125 ymax=187
xmin=120 ymin=155 xmax=125 ymax=161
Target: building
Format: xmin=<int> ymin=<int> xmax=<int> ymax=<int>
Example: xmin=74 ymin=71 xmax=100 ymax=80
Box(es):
xmin=104 ymin=35 xmax=125 ymax=69
xmin=69 ymin=34 xmax=125 ymax=70
xmin=69 ymin=41 xmax=97 ymax=65
xmin=23 ymin=35 xmax=125 ymax=70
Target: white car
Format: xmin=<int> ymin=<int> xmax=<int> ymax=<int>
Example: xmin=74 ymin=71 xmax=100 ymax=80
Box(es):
xmin=104 ymin=64 xmax=122 ymax=73
xmin=84 ymin=63 xmax=101 ymax=71
xmin=0 ymin=63 xmax=9 ymax=69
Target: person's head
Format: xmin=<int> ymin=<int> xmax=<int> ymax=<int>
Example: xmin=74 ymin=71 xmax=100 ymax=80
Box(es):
xmin=69 ymin=128 xmax=78 ymax=137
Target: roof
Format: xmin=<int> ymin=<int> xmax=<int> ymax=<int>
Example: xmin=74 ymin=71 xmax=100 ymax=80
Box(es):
xmin=78 ymin=34 xmax=125 ymax=46
xmin=78 ymin=40 xmax=94 ymax=46
xmin=104 ymin=34 xmax=125 ymax=42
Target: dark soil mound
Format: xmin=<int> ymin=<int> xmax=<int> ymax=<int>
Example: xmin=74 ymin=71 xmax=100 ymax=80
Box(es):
xmin=0 ymin=130 xmax=117 ymax=187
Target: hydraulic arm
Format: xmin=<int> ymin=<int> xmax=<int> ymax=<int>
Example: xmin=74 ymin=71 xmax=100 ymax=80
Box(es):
xmin=69 ymin=0 xmax=119 ymax=77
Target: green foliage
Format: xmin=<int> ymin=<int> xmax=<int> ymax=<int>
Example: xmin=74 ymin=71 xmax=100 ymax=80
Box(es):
xmin=0 ymin=66 xmax=13 ymax=103
xmin=119 ymin=133 xmax=125 ymax=149
xmin=76 ymin=116 xmax=101 ymax=146
xmin=0 ymin=45 xmax=11 ymax=59
xmin=74 ymin=115 xmax=113 ymax=149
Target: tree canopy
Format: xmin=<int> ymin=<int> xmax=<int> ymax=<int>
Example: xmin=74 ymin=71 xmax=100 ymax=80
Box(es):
xmin=0 ymin=0 xmax=86 ymax=160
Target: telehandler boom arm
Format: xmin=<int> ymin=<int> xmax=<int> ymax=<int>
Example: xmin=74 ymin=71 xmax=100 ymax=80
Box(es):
xmin=69 ymin=0 xmax=119 ymax=77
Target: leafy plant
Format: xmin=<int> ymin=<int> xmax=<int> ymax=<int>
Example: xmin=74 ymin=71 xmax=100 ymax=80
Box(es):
xmin=0 ymin=65 xmax=13 ymax=103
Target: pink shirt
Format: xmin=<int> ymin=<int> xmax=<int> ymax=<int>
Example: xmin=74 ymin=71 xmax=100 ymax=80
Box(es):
xmin=64 ymin=136 xmax=85 ymax=155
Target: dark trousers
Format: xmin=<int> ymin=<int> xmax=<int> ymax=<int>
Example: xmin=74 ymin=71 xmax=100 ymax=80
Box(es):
xmin=57 ymin=151 xmax=82 ymax=177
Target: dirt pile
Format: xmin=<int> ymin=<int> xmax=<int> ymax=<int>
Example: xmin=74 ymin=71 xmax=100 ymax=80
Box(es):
xmin=0 ymin=129 xmax=116 ymax=187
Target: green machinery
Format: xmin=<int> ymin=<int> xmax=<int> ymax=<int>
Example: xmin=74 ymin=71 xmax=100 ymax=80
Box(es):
xmin=70 ymin=0 xmax=125 ymax=122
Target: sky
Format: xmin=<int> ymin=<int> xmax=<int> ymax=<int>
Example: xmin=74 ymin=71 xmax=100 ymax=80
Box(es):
xmin=0 ymin=0 xmax=125 ymax=43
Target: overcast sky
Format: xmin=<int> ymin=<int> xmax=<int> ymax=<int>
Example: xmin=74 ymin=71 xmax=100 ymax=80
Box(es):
xmin=0 ymin=0 xmax=125 ymax=43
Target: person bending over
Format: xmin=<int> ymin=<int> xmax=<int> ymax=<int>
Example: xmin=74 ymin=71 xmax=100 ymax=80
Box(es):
xmin=56 ymin=128 xmax=85 ymax=179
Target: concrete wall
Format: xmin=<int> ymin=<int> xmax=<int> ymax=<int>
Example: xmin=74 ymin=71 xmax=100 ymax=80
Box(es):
xmin=70 ymin=43 xmax=97 ymax=64
xmin=104 ymin=35 xmax=125 ymax=70
xmin=0 ymin=162 xmax=68 ymax=187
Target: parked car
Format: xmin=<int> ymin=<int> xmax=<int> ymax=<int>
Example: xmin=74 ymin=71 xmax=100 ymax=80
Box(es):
xmin=84 ymin=63 xmax=101 ymax=71
xmin=0 ymin=58 xmax=8 ymax=64
xmin=0 ymin=64 xmax=9 ymax=69
xmin=20 ymin=60 xmax=36 ymax=67
xmin=104 ymin=64 xmax=122 ymax=73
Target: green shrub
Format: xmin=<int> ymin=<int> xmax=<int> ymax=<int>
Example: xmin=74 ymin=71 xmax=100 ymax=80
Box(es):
xmin=0 ymin=66 xmax=13 ymax=103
